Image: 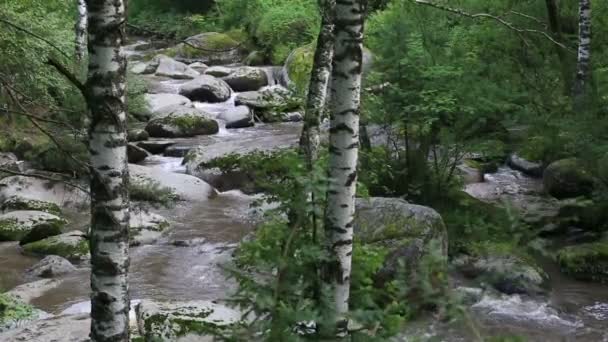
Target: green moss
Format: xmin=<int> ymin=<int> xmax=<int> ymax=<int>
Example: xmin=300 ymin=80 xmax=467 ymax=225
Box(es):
xmin=154 ymin=114 xmax=219 ymax=136
xmin=557 ymin=241 xmax=608 ymax=283
xmin=0 ymin=293 xmax=36 ymax=327
xmin=0 ymin=218 xmax=24 ymax=241
xmin=22 ymin=234 xmax=89 ymax=260
xmin=1 ymin=197 xmax=62 ymax=216
xmin=285 ymin=45 xmax=314 ymax=94
xmin=176 ymin=32 xmax=240 ymax=59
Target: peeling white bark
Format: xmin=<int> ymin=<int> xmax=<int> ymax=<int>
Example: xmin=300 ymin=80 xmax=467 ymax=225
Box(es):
xmin=76 ymin=0 xmax=88 ymax=61
xmin=573 ymin=0 xmax=591 ymax=107
xmin=324 ymin=0 xmax=365 ymax=331
xmin=85 ymin=0 xmax=130 ymax=341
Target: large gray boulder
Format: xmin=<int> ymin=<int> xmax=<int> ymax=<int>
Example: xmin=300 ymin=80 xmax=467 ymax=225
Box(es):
xmin=179 ymin=75 xmax=232 ymax=103
xmin=6 ymin=278 xmax=62 ymax=304
xmin=0 ymin=175 xmax=89 ymax=209
xmin=130 ymin=209 xmax=170 ymax=246
xmin=543 ymin=158 xmax=594 ymax=199
xmin=146 ymin=105 xmax=219 ymax=138
xmin=26 ymin=255 xmax=76 ymax=278
xmin=204 ymin=66 xmax=233 ymax=77
xmin=22 ymin=231 xmax=89 ymax=261
xmin=0 ymin=210 xmax=66 ymax=244
xmin=139 ymin=93 xmax=193 ymax=120
xmin=130 ymin=164 xmax=216 ymax=202
xmin=220 ymin=105 xmax=254 ymax=129
xmin=135 ymin=300 xmax=242 ymax=341
xmin=234 ymin=86 xmax=299 ymax=122
xmin=354 ymin=197 xmax=448 ymax=289
xmin=169 ymin=32 xmax=243 ymax=65
xmin=155 ymin=55 xmax=199 ymax=79
xmin=222 ymin=66 xmax=268 ymax=91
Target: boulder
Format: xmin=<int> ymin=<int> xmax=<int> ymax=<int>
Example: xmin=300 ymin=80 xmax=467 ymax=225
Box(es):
xmin=1 ymin=196 xmax=62 ymax=216
xmin=557 ymin=241 xmax=608 ymax=283
xmin=26 ymin=255 xmax=76 ymax=278
xmin=0 ymin=293 xmax=50 ymax=333
xmin=234 ymin=86 xmax=300 ymax=122
xmin=188 ymin=62 xmax=208 ymax=73
xmin=508 ymin=154 xmax=543 ymax=178
xmin=222 ymin=66 xmax=268 ymax=92
xmin=243 ymin=51 xmax=265 ymax=66
xmin=0 ymin=152 xmax=20 ymax=174
xmin=354 ymin=197 xmax=448 ymax=290
xmin=164 ymin=146 xmax=192 ymax=158
xmin=22 ymin=231 xmax=89 ymax=261
xmin=5 ymin=278 xmax=62 ymax=304
xmin=0 ymin=313 xmax=89 ymax=341
xmin=130 ymin=62 xmax=148 ymax=74
xmin=136 ymin=140 xmax=176 ymax=154
xmin=139 ymin=93 xmax=193 ymax=120
xmin=146 ymin=105 xmax=219 ymax=138
xmin=130 ymin=209 xmax=170 ymax=246
xmin=167 ymin=32 xmax=243 ymax=65
xmin=127 ymin=143 xmax=150 ymax=163
xmin=0 ymin=175 xmax=89 ymax=209
xmin=220 ymin=105 xmax=254 ymax=129
xmin=130 ymin=164 xmax=216 ymax=202
xmin=543 ymin=158 xmax=594 ymax=199
xmin=155 ymin=56 xmax=199 ymax=79
xmin=0 ymin=211 xmax=66 ymax=244
xmin=204 ymin=66 xmax=233 ymax=77
xmin=453 ymin=252 xmax=549 ymax=295
xmin=135 ymin=299 xmax=242 ymax=341
xmin=178 ymin=75 xmax=232 ymax=103
xmin=127 ymin=129 xmax=149 ymax=142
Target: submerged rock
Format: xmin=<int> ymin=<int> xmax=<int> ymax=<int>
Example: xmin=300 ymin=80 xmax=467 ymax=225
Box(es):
xmin=146 ymin=105 xmax=219 ymax=138
xmin=135 ymin=299 xmax=243 ymax=341
xmin=130 ymin=209 xmax=170 ymax=246
xmin=557 ymin=241 xmax=608 ymax=283
xmin=21 ymin=231 xmax=89 ymax=261
xmin=222 ymin=66 xmax=268 ymax=91
xmin=354 ymin=197 xmax=448 ymax=292
xmin=0 ymin=210 xmax=66 ymax=244
xmin=130 ymin=164 xmax=216 ymax=202
xmin=26 ymin=255 xmax=76 ymax=278
xmin=179 ymin=75 xmax=232 ymax=103
xmin=0 ymin=175 xmax=88 ymax=209
xmin=220 ymin=105 xmax=254 ymax=129
xmin=543 ymin=158 xmax=594 ymax=199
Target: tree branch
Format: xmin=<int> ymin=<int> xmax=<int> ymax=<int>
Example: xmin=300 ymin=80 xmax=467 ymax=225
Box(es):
xmin=410 ymin=0 xmax=572 ymax=52
xmin=0 ymin=17 xmax=71 ymax=59
xmin=46 ymin=58 xmax=87 ymax=97
xmin=0 ymin=167 xmax=90 ymax=194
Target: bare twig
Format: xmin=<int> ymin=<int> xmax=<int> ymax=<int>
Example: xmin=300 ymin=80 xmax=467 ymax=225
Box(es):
xmin=0 ymin=17 xmax=71 ymax=59
xmin=0 ymin=108 xmax=76 ymax=129
xmin=508 ymin=10 xmax=547 ymax=28
xmin=46 ymin=58 xmax=87 ymax=97
xmin=410 ymin=0 xmax=572 ymax=52
xmin=0 ymin=167 xmax=89 ymax=194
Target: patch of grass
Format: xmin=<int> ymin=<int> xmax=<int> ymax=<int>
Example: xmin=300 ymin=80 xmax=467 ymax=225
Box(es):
xmin=129 ymin=180 xmax=179 ymax=208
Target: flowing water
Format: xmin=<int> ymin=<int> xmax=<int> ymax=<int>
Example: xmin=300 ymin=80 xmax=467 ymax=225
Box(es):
xmin=1 ymin=40 xmax=607 ymax=341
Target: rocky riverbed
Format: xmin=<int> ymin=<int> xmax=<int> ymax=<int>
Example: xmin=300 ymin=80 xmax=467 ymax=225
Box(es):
xmin=1 ymin=36 xmax=607 ymax=341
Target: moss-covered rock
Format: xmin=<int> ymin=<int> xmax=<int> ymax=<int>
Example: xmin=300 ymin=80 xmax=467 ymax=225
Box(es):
xmin=0 ymin=211 xmax=66 ymax=243
xmin=165 ymin=32 xmax=244 ymax=65
xmin=22 ymin=231 xmax=89 ymax=261
xmin=243 ymin=50 xmax=266 ymax=66
xmin=543 ymin=158 xmax=594 ymax=199
xmin=135 ymin=300 xmax=243 ymax=341
xmin=0 ymin=293 xmax=45 ymax=333
xmin=556 ymin=198 xmax=608 ymax=232
xmin=145 ymin=106 xmax=219 ymax=138
xmin=557 ymin=241 xmax=608 ymax=283
xmin=1 ymin=197 xmax=62 ymax=216
xmin=453 ymin=242 xmax=549 ymax=295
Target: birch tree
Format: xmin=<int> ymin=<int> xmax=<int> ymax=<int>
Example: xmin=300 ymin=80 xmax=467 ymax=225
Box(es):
xmin=573 ymin=0 xmax=591 ymax=108
xmin=324 ymin=0 xmax=365 ymax=333
xmin=75 ymin=0 xmax=87 ymax=61
xmin=299 ymin=0 xmax=336 ymax=167
xmin=85 ymin=0 xmax=130 ymax=340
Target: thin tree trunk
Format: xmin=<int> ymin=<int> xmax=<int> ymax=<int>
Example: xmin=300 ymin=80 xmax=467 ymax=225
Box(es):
xmin=572 ymin=0 xmax=591 ymax=108
xmin=545 ymin=0 xmax=572 ymax=94
xmin=299 ymin=0 xmax=336 ymax=167
xmin=75 ymin=0 xmax=88 ymax=61
xmin=324 ymin=0 xmax=365 ymax=334
xmin=85 ymin=0 xmax=130 ymax=341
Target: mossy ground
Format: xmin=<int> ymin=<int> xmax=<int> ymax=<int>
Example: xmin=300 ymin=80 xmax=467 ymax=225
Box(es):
xmin=0 ymin=293 xmax=36 ymax=329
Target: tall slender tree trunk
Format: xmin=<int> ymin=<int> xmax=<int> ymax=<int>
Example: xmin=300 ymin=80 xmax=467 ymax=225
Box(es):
xmin=85 ymin=0 xmax=130 ymax=341
xmin=545 ymin=0 xmax=572 ymax=94
xmin=324 ymin=0 xmax=365 ymax=333
xmin=299 ymin=0 xmax=336 ymax=167
xmin=76 ymin=0 xmax=88 ymax=61
xmin=572 ymin=0 xmax=591 ymax=108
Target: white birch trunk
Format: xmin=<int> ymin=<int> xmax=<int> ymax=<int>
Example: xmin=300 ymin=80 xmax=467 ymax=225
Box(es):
xmin=573 ymin=0 xmax=591 ymax=107
xmin=324 ymin=0 xmax=365 ymax=332
xmin=85 ymin=0 xmax=130 ymax=341
xmin=75 ymin=0 xmax=88 ymax=61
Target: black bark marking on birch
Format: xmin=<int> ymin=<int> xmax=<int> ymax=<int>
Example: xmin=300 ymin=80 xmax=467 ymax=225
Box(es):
xmin=345 ymin=171 xmax=357 ymax=186
xmin=332 ymin=239 xmax=353 ymax=248
xmin=329 ymin=123 xmax=355 ymax=134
